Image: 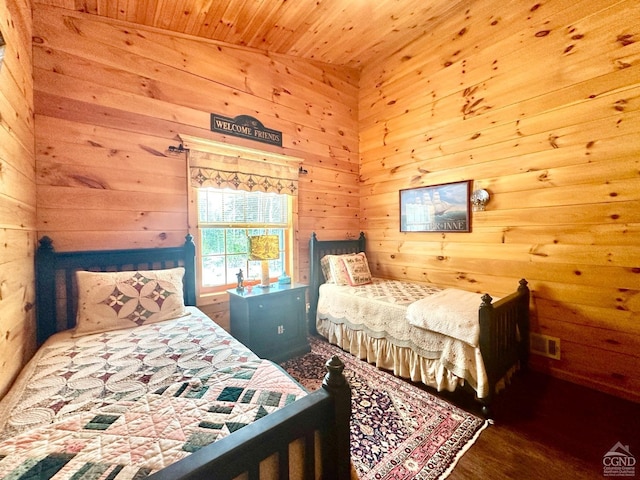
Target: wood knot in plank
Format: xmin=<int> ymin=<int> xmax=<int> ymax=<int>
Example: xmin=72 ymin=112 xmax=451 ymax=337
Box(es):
xmin=140 ymin=145 xmax=167 ymax=157
xmin=613 ymin=99 xmax=627 ymax=112
xmin=616 ymin=34 xmax=635 ymax=47
xmin=70 ymin=175 xmax=107 ymax=189
xmin=529 ymin=246 xmax=548 ymax=257
xmin=63 ymin=17 xmax=83 ymax=36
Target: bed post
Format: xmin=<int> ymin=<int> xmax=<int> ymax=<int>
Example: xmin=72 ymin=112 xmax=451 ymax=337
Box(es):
xmin=36 ymin=236 xmax=56 ymax=346
xmin=308 ymin=232 xmax=321 ymax=335
xmin=321 ymin=355 xmax=352 ymax=480
xmin=478 ymin=293 xmax=495 ymax=418
xmin=182 ymin=234 xmax=197 ymax=306
xmin=517 ymin=278 xmax=530 ymax=369
xmin=357 ymin=231 xmax=365 ymax=252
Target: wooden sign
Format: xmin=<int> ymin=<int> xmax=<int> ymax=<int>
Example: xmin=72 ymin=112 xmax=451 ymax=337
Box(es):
xmin=210 ymin=114 xmax=282 ymax=147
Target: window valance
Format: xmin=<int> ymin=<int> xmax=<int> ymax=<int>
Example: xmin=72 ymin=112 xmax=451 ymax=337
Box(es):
xmin=181 ymin=135 xmax=302 ymax=196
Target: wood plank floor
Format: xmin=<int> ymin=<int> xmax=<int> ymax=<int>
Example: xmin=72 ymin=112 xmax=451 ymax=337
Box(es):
xmin=441 ymin=370 xmax=640 ymax=479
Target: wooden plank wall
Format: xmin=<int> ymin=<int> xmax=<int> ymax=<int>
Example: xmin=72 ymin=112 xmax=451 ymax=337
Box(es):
xmin=358 ymin=0 xmax=640 ymax=402
xmin=26 ymin=0 xmax=639 ymax=403
xmin=32 ymin=5 xmax=360 ymax=329
xmin=0 ymin=0 xmax=36 ymax=398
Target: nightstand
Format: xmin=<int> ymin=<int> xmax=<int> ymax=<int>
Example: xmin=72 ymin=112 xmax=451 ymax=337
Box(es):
xmin=227 ymin=283 xmax=310 ymax=363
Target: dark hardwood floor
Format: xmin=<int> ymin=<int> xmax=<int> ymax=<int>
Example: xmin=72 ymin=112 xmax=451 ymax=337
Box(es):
xmin=442 ymin=370 xmax=640 ymax=479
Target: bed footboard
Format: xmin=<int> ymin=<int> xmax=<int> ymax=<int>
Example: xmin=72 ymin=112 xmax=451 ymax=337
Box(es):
xmin=149 ymin=355 xmax=352 ymax=480
xmin=478 ymin=279 xmax=530 ymax=417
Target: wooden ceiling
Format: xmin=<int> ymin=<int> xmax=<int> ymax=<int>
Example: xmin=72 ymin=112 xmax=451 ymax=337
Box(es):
xmin=35 ymin=0 xmax=468 ymax=69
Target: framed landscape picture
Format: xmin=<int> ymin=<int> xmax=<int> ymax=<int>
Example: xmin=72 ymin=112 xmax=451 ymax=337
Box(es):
xmin=400 ymin=180 xmax=471 ymax=232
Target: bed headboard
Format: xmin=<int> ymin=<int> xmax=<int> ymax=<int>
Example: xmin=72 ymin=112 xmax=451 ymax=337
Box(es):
xmin=35 ymin=235 xmax=197 ymax=345
xmin=308 ymin=232 xmax=365 ymax=334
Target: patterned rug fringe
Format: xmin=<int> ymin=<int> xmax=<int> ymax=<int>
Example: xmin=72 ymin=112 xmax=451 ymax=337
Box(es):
xmin=281 ymin=336 xmax=489 ymax=480
xmin=440 ymin=420 xmax=489 ymax=479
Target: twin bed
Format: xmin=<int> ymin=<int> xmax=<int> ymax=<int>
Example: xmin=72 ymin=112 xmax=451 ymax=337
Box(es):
xmin=0 ymin=235 xmax=351 ymax=480
xmin=308 ymin=232 xmax=530 ymax=417
xmin=0 ymin=230 xmax=529 ymax=479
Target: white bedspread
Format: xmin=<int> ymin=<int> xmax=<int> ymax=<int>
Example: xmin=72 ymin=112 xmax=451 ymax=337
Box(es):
xmin=406 ymin=288 xmax=498 ymax=348
xmin=316 ymin=278 xmax=491 ymax=398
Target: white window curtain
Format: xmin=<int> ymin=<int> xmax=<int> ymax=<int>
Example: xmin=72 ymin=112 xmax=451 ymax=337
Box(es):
xmin=181 ymin=135 xmax=301 ymax=196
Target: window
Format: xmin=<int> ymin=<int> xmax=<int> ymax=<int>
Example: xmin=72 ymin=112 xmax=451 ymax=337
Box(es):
xmin=182 ymin=135 xmax=302 ymax=300
xmin=196 ymin=188 xmax=292 ymax=293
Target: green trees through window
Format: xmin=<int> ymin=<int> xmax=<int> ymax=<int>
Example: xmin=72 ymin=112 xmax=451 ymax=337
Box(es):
xmin=198 ymin=189 xmax=289 ymax=287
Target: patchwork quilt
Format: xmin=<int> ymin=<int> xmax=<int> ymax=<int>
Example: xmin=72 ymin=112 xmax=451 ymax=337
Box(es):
xmin=0 ymin=308 xmax=306 ymax=479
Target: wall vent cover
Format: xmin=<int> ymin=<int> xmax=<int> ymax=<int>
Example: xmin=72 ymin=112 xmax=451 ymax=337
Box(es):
xmin=530 ymin=333 xmax=561 ymax=360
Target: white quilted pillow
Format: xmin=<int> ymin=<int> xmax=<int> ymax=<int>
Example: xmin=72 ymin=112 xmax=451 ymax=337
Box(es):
xmin=73 ymin=267 xmax=190 ymax=337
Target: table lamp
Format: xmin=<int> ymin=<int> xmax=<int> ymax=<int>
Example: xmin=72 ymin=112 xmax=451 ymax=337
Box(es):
xmin=249 ymin=235 xmax=280 ymax=288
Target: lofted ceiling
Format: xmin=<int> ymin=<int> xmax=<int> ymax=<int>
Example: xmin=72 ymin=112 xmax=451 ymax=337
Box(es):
xmin=35 ymin=0 xmax=468 ymax=70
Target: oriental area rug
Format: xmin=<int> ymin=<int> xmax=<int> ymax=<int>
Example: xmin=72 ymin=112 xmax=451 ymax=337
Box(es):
xmin=281 ymin=336 xmax=488 ymax=480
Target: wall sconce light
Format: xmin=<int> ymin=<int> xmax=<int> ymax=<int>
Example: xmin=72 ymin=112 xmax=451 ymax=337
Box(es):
xmin=470 ymin=189 xmax=490 ymax=211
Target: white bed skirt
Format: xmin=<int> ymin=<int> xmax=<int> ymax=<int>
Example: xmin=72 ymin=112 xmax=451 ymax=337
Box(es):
xmin=317 ymin=317 xmax=465 ymax=394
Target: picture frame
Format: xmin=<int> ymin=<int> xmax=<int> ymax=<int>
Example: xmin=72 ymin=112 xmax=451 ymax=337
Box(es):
xmin=400 ymin=180 xmax=471 ymax=232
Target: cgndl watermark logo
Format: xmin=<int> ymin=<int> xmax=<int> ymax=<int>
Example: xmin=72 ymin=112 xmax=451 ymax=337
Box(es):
xmin=603 ymin=442 xmax=636 ymax=477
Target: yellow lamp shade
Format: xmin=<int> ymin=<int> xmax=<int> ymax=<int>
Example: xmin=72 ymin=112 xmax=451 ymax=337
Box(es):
xmin=249 ymin=235 xmax=279 ymax=287
xmin=249 ymin=235 xmax=280 ymax=261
